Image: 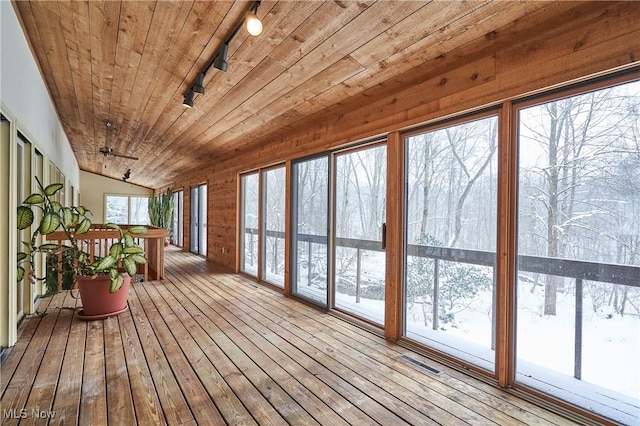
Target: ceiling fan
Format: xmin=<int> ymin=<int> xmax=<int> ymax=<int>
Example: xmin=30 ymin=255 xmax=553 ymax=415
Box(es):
xmin=98 ymin=121 xmax=138 ymax=160
xmin=99 ymin=146 xmax=138 ymax=160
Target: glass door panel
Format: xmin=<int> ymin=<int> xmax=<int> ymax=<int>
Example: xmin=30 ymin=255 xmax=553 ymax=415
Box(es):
xmin=403 ymin=115 xmax=498 ymax=372
xmin=333 ymin=145 xmax=386 ymax=325
xmin=172 ymin=190 xmax=184 ymax=247
xmin=291 ymin=156 xmax=329 ymax=307
xmin=190 ymin=184 xmax=207 ymax=256
xmin=515 ymin=80 xmax=640 ymax=425
xmin=262 ymin=167 xmax=285 ymax=287
xmin=240 ymin=173 xmax=259 ymax=276
xmin=198 ymin=185 xmax=207 ymax=256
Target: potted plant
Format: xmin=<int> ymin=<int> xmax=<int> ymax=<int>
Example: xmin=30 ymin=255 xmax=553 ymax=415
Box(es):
xmin=16 ymin=178 xmax=148 ymax=320
xmin=148 ymin=188 xmax=174 ymax=245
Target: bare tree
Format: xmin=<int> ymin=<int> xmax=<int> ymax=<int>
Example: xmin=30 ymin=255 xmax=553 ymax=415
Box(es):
xmin=520 ymin=85 xmax=640 ymax=315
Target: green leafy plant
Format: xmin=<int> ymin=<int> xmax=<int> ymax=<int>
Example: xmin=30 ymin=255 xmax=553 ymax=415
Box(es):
xmin=16 ymin=178 xmax=148 ymax=293
xmin=148 ymin=188 xmax=174 ymax=232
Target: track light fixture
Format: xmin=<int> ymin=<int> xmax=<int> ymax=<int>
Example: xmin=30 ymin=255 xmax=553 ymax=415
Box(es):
xmin=183 ymin=89 xmax=194 ymax=108
xmin=181 ymin=1 xmax=262 ymax=108
xmin=193 ymin=72 xmax=206 ymax=94
xmin=212 ymin=43 xmax=229 ymax=72
xmin=246 ymin=1 xmax=262 ymax=36
xmin=122 ymin=169 xmax=131 ymax=182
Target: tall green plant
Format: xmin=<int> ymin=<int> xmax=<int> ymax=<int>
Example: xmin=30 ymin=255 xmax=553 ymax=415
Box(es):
xmin=148 ymin=188 xmax=174 ymax=230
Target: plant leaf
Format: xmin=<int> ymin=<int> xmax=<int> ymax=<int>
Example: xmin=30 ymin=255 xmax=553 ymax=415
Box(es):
xmin=130 ymin=254 xmax=147 ymax=264
xmin=105 ymin=222 xmax=119 ymax=230
xmin=124 ymin=234 xmax=134 ymax=247
xmin=23 ymin=193 xmax=45 ymax=204
xmin=44 ymin=183 xmax=63 ymax=196
xmin=17 ymin=252 xmax=28 ymax=261
xmin=123 ymin=256 xmax=136 ymax=276
xmin=17 ymin=266 xmax=25 ymax=282
xmin=127 ymin=225 xmax=148 ymax=235
xmin=109 ymin=242 xmax=123 ymax=258
xmin=123 ymin=246 xmax=143 ymax=254
xmin=50 ymin=201 xmax=62 ymax=213
xmin=17 ymin=206 xmax=34 ymax=230
xmin=62 ymin=207 xmax=74 ymax=227
xmin=109 ymin=268 xmax=119 ymax=280
xmin=39 ymin=243 xmax=61 ymax=251
xmin=93 ymin=255 xmax=116 ymax=271
xmin=76 ymin=218 xmax=91 ymax=234
xmin=110 ymin=274 xmax=124 ymax=293
xmin=39 ymin=212 xmax=61 ymax=234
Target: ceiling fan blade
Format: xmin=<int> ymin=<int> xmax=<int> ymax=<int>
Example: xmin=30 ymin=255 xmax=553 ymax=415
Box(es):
xmin=111 ymin=152 xmax=139 ymax=160
xmin=98 ymin=146 xmax=138 ymax=160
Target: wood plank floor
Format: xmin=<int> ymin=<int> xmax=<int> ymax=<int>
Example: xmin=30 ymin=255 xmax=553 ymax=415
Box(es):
xmin=1 ymin=248 xmax=580 ymax=425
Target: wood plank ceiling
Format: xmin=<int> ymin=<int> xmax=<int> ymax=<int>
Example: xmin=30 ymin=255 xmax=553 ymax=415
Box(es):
xmin=15 ymin=0 xmax=577 ymax=189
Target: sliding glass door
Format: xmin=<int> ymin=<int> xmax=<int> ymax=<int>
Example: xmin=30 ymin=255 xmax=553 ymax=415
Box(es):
xmin=333 ymin=144 xmax=386 ymax=325
xmin=289 ymin=143 xmax=387 ymax=324
xmin=515 ymin=79 xmax=640 ymax=425
xmin=261 ymin=166 xmax=286 ymax=287
xmin=403 ymin=114 xmax=498 ymax=372
xmin=190 ymin=184 xmax=207 ymax=256
xmin=240 ymin=173 xmax=259 ymax=276
xmin=291 ymin=155 xmax=329 ymax=306
xmin=172 ymin=190 xmax=184 ymax=247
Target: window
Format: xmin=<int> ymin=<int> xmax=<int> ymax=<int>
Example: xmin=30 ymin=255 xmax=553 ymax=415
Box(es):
xmin=16 ymin=133 xmax=32 ymax=321
xmin=515 ymin=79 xmax=640 ymax=424
xmin=105 ymin=195 xmax=150 ymax=224
xmin=130 ymin=197 xmax=149 ymax=224
xmin=403 ymin=114 xmax=498 ymax=372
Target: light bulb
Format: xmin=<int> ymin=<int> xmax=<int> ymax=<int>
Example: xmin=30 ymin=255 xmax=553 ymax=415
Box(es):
xmin=246 ymin=13 xmax=262 ymax=36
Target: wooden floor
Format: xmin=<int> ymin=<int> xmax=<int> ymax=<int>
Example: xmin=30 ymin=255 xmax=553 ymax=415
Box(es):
xmin=1 ymin=248 xmax=580 ymax=425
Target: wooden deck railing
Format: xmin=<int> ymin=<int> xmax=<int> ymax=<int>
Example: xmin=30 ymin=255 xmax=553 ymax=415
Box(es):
xmin=46 ymin=224 xmax=168 ymax=290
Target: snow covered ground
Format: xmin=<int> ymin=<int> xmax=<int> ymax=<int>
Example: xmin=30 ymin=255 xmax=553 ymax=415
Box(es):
xmin=292 ymin=249 xmax=639 ymax=424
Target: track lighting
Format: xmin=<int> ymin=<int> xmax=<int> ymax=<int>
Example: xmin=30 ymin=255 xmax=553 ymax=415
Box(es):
xmin=246 ymin=1 xmax=262 ymax=36
xmin=122 ymin=169 xmax=131 ymax=182
xmin=193 ymin=72 xmax=205 ymax=94
xmin=181 ymin=1 xmax=262 ymax=107
xmin=212 ymin=43 xmax=229 ymax=72
xmin=183 ymin=89 xmax=194 ymax=108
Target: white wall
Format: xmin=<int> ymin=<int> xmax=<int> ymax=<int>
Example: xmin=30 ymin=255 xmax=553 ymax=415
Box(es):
xmin=80 ymin=171 xmax=153 ymax=222
xmin=0 ymin=1 xmax=79 ymax=187
xmin=1 ymin=1 xmax=81 ymax=348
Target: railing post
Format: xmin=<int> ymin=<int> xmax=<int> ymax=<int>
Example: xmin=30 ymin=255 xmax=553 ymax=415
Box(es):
xmin=250 ymin=230 xmax=255 ymax=266
xmin=491 ymin=267 xmax=497 ymax=350
xmin=307 ymin=240 xmax=312 ymax=287
xmin=574 ymin=278 xmax=583 ymax=380
xmin=433 ymin=259 xmax=439 ymax=331
xmin=273 ymin=238 xmax=278 ymax=274
xmin=356 ymin=248 xmax=362 ymax=303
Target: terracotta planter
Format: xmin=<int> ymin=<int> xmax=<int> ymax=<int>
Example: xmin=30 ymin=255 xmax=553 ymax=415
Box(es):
xmin=76 ymin=273 xmax=131 ymax=320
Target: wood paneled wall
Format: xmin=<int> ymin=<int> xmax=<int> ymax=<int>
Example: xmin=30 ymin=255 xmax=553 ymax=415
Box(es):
xmin=171 ymin=2 xmax=640 ymax=271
